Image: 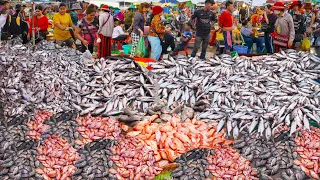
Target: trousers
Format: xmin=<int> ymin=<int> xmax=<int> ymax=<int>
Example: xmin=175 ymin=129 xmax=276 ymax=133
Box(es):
xmin=191 ymin=35 xmax=210 ymax=59
xmin=148 ymin=35 xmax=162 ymax=61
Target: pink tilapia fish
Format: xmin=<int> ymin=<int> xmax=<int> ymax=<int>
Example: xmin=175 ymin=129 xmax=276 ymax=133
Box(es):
xmin=36 ymin=135 xmax=80 ymax=180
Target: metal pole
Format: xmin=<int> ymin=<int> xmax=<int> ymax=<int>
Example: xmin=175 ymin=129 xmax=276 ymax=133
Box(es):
xmin=31 ymin=1 xmax=35 ymax=47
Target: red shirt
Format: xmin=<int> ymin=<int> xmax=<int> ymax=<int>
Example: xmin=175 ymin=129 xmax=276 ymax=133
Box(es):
xmin=219 ymin=11 xmax=233 ymax=28
xmin=28 ymin=16 xmax=49 ymax=34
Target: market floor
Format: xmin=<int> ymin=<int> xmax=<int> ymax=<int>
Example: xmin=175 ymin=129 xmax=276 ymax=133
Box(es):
xmin=177 ymin=45 xmax=217 ymax=59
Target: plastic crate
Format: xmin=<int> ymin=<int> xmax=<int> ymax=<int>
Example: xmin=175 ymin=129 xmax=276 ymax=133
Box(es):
xmin=233 ymin=45 xmax=248 ymax=54
xmin=122 ymin=44 xmax=132 ymax=54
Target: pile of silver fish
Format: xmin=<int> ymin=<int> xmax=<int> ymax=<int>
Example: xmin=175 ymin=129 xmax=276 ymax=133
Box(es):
xmin=171 ymin=148 xmax=213 ymax=179
xmin=150 ymin=51 xmax=320 ymax=138
xmin=234 ymin=130 xmax=307 ymax=180
xmin=0 ymin=39 xmax=158 ymax=122
xmin=73 ymin=57 xmax=157 ymax=117
xmin=0 ymin=40 xmax=89 ymax=121
xmin=118 ymin=99 xmax=200 ymax=127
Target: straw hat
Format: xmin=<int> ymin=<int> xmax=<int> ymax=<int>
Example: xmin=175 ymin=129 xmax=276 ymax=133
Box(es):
xmin=71 ymin=3 xmax=82 ymax=10
xmin=304 ymin=3 xmax=313 ymax=10
xmin=257 ymin=8 xmax=263 ymax=15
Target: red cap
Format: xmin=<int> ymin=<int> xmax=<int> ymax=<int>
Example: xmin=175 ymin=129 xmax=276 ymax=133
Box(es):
xmin=152 ymin=6 xmax=164 ymax=15
xmin=101 ymin=5 xmax=110 ymax=11
xmin=290 ymin=1 xmax=302 ymax=9
xmin=272 ymin=2 xmax=285 ymax=10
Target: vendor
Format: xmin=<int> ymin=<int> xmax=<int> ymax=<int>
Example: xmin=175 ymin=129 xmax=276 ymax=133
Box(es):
xmin=241 ymin=20 xmax=264 ymax=54
xmin=190 ymin=0 xmax=216 ymax=59
xmin=53 ymin=3 xmax=76 ymax=48
xmin=74 ymin=5 xmax=99 ymax=53
xmin=112 ymin=20 xmax=128 ymax=41
xmin=27 ymin=4 xmax=49 ymax=42
xmin=148 ymin=5 xmax=166 ymax=60
xmin=218 ymin=1 xmax=233 ymax=54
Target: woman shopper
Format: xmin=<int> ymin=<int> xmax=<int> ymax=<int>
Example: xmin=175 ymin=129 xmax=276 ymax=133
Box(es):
xmin=97 ymin=5 xmax=114 ymax=58
xmin=53 ymin=3 xmax=76 ymax=48
xmin=289 ymin=1 xmax=305 ymax=49
xmin=272 ymin=2 xmax=295 ymax=52
xmin=70 ymin=3 xmax=82 ymax=25
xmin=304 ymin=3 xmax=315 ymax=42
xmin=262 ymin=4 xmax=277 ymax=53
xmin=130 ymin=2 xmax=150 ymax=58
xmin=74 ymin=5 xmax=99 ymax=53
xmin=27 ymin=4 xmax=49 ymax=42
xmin=148 ymin=6 xmax=166 ymax=61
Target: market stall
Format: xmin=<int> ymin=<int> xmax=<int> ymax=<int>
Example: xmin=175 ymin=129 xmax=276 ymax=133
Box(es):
xmin=0 ymin=39 xmax=320 ymax=180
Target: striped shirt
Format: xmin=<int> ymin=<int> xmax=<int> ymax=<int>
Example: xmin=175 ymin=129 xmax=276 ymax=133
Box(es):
xmin=77 ymin=18 xmax=99 ymax=44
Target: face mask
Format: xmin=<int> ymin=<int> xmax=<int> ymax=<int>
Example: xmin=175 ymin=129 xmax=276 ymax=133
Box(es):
xmin=274 ymin=10 xmax=280 ymax=15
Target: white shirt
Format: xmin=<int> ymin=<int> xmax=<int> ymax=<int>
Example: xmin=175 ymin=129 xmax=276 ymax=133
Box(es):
xmin=112 ymin=26 xmax=126 ymax=39
xmin=98 ymin=12 xmax=114 ymax=37
xmin=233 ymin=10 xmax=239 ymax=16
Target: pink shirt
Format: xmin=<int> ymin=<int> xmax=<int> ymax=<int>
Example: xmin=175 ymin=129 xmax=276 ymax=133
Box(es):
xmin=116 ymin=12 xmax=124 ymax=21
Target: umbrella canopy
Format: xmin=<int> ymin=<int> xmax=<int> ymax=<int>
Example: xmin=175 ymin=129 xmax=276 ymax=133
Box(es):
xmin=185 ymin=1 xmax=194 ymax=6
xmin=161 ymin=0 xmax=178 ymax=3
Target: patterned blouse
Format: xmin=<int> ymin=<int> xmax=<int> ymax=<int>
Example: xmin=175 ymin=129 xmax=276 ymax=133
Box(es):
xmin=149 ymin=14 xmax=166 ymax=38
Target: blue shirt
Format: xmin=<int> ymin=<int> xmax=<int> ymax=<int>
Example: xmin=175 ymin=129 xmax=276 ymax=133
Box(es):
xmin=180 ymin=30 xmax=193 ymax=46
xmin=241 ymin=26 xmax=251 ymax=37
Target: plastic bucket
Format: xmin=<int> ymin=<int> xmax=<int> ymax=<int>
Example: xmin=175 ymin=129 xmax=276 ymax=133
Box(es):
xmin=122 ymin=44 xmax=132 ymax=54
xmin=233 ymin=45 xmax=248 ymax=54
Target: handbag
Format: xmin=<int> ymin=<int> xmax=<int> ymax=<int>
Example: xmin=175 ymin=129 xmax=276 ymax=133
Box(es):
xmin=270 ymin=32 xmax=289 ymax=47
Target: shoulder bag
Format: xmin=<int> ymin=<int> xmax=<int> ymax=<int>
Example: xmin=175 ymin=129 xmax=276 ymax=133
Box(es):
xmin=96 ymin=14 xmax=111 ymax=43
xmin=82 ymin=18 xmax=98 ymax=45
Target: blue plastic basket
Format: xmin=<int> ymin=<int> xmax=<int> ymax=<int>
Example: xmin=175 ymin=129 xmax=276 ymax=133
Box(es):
xmin=122 ymin=44 xmax=132 ymax=54
xmin=233 ymin=45 xmax=248 ymax=54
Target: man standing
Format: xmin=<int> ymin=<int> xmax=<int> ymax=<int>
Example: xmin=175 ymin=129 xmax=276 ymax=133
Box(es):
xmin=190 ymin=0 xmax=215 ymax=60
xmin=262 ymin=4 xmax=277 ymax=53
xmin=178 ymin=9 xmax=187 ymax=33
xmin=218 ymin=1 xmax=233 ymax=54
xmin=0 ymin=1 xmax=9 ymax=12
xmin=289 ymin=1 xmax=305 ymax=48
xmin=124 ymin=8 xmax=133 ymax=31
xmin=239 ymin=7 xmax=246 ymax=22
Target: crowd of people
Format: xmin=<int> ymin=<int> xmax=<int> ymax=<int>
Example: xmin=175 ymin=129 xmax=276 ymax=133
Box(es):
xmin=220 ymin=1 xmax=320 ymax=54
xmin=0 ymin=0 xmax=319 ymax=60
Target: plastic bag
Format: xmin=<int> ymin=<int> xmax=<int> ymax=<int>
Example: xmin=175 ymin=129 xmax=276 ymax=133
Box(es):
xmin=82 ymin=49 xmax=92 ymax=64
xmin=302 ymin=38 xmax=311 ymax=51
xmin=135 ymin=37 xmax=145 ymax=57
